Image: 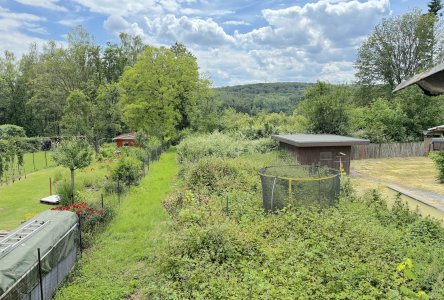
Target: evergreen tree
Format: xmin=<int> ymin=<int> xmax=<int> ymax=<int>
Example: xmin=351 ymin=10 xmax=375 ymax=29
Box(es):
xmin=429 ymin=0 xmax=443 ymax=16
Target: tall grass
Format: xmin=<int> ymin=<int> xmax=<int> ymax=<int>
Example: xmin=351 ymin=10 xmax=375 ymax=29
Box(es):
xmin=177 ymin=131 xmax=277 ymax=164
xmin=54 ymin=149 xmax=178 ymax=300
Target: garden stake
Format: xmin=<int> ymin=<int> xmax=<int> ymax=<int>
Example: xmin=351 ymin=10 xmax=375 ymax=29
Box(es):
xmin=117 ymin=180 xmax=121 ymax=205
xmin=101 ymin=194 xmax=104 ymax=209
xmin=37 ymin=248 xmax=44 ymax=300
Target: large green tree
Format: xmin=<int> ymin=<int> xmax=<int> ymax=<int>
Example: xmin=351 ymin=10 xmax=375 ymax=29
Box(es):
xmin=355 ymin=9 xmax=439 ymax=88
xmin=61 ymin=84 xmax=123 ymax=153
xmin=119 ymin=45 xmax=211 ymax=140
xmin=28 ymin=27 xmax=102 ymax=136
xmin=298 ymin=82 xmax=351 ymax=135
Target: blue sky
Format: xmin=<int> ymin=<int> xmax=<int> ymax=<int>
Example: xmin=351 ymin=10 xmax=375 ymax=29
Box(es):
xmin=0 ymin=0 xmax=429 ymax=86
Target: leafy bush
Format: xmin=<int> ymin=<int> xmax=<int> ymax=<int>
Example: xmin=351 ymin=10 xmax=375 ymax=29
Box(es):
xmin=182 ymin=152 xmax=282 ymax=195
xmin=54 ymin=201 xmax=113 ymax=232
xmin=97 ymin=143 xmax=117 ymax=162
xmin=110 ymin=156 xmax=142 ymax=187
xmin=429 ymin=151 xmax=444 ymax=182
xmin=177 ymin=131 xmax=277 ymax=164
xmin=0 ymin=124 xmax=26 ymax=139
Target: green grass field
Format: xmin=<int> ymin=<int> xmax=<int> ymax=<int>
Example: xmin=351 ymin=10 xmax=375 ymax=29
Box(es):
xmin=0 ymin=159 xmax=113 ymax=230
xmin=23 ymin=151 xmax=55 ymax=173
xmin=54 ymin=149 xmax=178 ymax=299
xmin=0 ymin=167 xmax=57 ymax=229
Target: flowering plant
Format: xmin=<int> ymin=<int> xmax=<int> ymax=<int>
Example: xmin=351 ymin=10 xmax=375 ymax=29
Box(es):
xmin=51 ymin=201 xmax=110 ymax=232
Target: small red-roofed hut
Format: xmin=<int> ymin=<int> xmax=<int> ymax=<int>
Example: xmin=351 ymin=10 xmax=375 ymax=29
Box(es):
xmin=113 ymin=132 xmax=137 ymax=147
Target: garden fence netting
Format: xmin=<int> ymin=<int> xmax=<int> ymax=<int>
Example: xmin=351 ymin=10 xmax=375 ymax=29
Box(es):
xmin=259 ymin=165 xmax=340 ymax=212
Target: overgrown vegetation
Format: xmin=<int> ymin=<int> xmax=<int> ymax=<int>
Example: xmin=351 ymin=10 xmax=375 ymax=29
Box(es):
xmin=144 ymin=134 xmax=444 ymax=299
xmin=177 ymin=131 xmax=277 ymax=164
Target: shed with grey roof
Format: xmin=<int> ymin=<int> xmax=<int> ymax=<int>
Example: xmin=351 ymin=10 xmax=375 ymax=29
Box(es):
xmin=272 ymin=134 xmax=370 ymax=174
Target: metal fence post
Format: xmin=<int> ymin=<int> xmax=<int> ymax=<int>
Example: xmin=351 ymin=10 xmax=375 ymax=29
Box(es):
xmin=37 ymin=248 xmax=44 ymax=300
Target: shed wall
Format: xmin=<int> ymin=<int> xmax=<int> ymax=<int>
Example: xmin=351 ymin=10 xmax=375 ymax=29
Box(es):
xmin=115 ymin=139 xmax=137 ymax=147
xmin=280 ymin=142 xmax=351 ymax=174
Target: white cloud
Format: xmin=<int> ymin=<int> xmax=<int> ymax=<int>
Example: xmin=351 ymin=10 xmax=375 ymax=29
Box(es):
xmin=223 ymin=20 xmax=250 ymax=26
xmin=236 ymin=0 xmax=389 ymax=49
xmin=104 ymin=15 xmax=145 ymax=37
xmin=0 ymin=7 xmax=50 ymax=56
xmin=146 ymin=15 xmax=235 ymax=46
xmin=4 ymin=0 xmax=393 ymax=86
xmin=15 ymin=0 xmax=68 ymax=12
xmin=71 ymin=0 xmax=171 ymax=16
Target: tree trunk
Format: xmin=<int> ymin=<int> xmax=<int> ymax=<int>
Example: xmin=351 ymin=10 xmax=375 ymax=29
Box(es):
xmin=93 ymin=137 xmax=100 ymax=156
xmin=70 ymin=168 xmax=75 ymax=204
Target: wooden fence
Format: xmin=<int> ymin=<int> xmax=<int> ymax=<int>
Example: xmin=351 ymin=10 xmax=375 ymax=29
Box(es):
xmin=351 ymin=142 xmax=424 ymax=160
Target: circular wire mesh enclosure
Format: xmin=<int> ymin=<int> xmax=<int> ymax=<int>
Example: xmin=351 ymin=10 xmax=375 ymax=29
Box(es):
xmin=259 ymin=165 xmax=340 ymax=212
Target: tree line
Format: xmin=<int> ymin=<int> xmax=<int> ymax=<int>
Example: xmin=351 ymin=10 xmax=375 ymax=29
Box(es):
xmin=0 ymin=27 xmax=214 ymax=148
xmin=0 ymin=3 xmax=443 ymax=147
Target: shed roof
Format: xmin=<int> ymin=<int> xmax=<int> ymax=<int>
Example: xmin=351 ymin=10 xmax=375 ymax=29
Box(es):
xmin=112 ymin=132 xmax=136 ymax=141
xmin=393 ymin=61 xmax=444 ymax=96
xmin=424 ymin=125 xmax=444 ymax=136
xmin=273 ymin=134 xmax=369 ymax=147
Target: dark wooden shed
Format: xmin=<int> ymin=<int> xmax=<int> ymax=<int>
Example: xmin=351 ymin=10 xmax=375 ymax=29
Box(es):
xmin=273 ymin=134 xmax=369 ymax=174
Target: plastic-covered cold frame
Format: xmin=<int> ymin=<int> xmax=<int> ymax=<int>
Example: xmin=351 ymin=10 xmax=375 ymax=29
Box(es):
xmin=259 ymin=165 xmax=340 ymax=212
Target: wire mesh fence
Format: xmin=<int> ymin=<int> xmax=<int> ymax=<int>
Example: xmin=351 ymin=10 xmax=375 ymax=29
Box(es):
xmin=259 ymin=165 xmax=340 ymax=212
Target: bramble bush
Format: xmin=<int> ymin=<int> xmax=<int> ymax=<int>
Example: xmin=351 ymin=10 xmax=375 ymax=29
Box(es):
xmin=145 ymin=147 xmax=444 ymax=299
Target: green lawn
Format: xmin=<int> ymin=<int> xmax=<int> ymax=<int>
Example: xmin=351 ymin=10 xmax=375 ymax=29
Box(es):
xmin=0 ymin=167 xmax=57 ymax=230
xmin=0 ymin=160 xmax=112 ymax=230
xmin=54 ymin=148 xmax=178 ymax=300
xmin=23 ymin=151 xmax=55 ymax=173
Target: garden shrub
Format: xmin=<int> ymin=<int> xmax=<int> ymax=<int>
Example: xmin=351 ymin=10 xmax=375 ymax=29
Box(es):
xmin=429 ymin=150 xmax=444 ymax=182
xmin=97 ymin=143 xmax=117 ymax=162
xmin=51 ymin=201 xmax=114 ymax=248
xmin=183 ymin=156 xmax=263 ymax=195
xmin=110 ymin=156 xmax=142 ymax=187
xmin=177 ymin=131 xmax=277 ymax=164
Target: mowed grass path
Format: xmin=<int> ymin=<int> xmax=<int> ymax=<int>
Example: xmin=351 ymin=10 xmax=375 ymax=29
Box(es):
xmin=55 ymin=148 xmax=178 ymax=300
xmin=0 ymin=167 xmax=56 ymax=230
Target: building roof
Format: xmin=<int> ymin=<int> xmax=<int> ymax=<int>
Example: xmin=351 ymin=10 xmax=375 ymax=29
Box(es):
xmin=393 ymin=61 xmax=444 ymax=96
xmin=424 ymin=125 xmax=444 ymax=136
xmin=272 ymin=134 xmax=370 ymax=147
xmin=112 ymin=132 xmax=136 ymax=141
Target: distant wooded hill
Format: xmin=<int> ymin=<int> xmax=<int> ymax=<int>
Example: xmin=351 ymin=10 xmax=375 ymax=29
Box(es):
xmin=214 ymin=82 xmax=313 ymax=115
